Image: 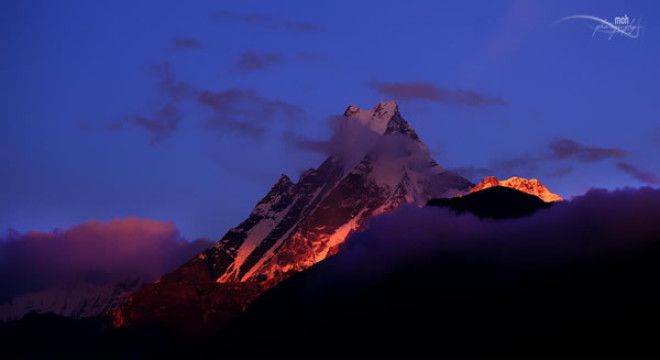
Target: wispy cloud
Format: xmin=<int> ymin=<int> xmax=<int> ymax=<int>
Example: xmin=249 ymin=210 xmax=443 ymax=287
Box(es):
xmin=148 ymin=62 xmax=193 ymax=101
xmin=452 ymin=138 xmax=627 ymax=182
xmin=110 ymin=62 xmax=304 ymax=143
xmin=549 ymin=138 xmax=626 ymax=162
xmin=172 ymin=37 xmax=202 ymax=50
xmin=115 ymin=63 xmax=190 ymax=144
xmin=235 ymin=51 xmax=282 ymax=73
xmin=616 ymin=162 xmax=660 ymax=185
xmin=129 ymin=105 xmax=181 ymax=145
xmin=370 ymin=81 xmax=506 ymax=107
xmin=283 ymin=130 xmax=331 ymax=154
xmin=198 ymin=89 xmax=305 ymax=138
xmin=213 ymin=10 xmax=321 ymax=33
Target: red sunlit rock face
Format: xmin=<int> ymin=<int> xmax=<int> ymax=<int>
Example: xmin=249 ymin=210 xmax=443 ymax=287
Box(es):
xmin=470 ymin=176 xmax=563 ymax=203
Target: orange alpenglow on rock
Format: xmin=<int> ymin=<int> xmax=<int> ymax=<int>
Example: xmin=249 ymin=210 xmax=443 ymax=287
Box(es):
xmin=470 ymin=176 xmax=563 ymax=202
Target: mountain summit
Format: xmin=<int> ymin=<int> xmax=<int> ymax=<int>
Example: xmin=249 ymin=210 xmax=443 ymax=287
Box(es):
xmin=113 ymin=101 xmax=472 ymax=330
xmin=343 ymin=100 xmax=419 ymax=139
xmin=470 ymin=176 xmax=562 ymax=202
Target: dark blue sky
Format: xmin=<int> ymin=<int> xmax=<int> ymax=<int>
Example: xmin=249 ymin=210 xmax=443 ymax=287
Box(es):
xmin=2 ymin=0 xmax=659 ymax=240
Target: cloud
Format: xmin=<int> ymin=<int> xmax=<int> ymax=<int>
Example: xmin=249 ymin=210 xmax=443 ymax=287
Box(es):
xmin=616 ymin=162 xmax=660 ymax=185
xmin=197 ymin=89 xmax=305 ymax=138
xmin=213 ymin=10 xmax=321 ymax=33
xmin=234 ymin=51 xmax=321 ymax=73
xmin=235 ymin=51 xmax=282 ymax=73
xmin=111 ymin=63 xmax=191 ymax=144
xmin=172 ymin=38 xmax=202 ymax=50
xmin=284 ymin=130 xmax=332 ymax=154
xmin=548 ymin=138 xmax=626 ymax=162
xmin=0 ymin=218 xmax=212 ymax=301
xmin=129 ymin=105 xmax=181 ymax=145
xmin=370 ymin=81 xmax=506 ymax=107
xmin=111 ymin=62 xmax=304 ymax=143
xmin=452 ymin=138 xmax=627 ymax=182
xmin=283 ymin=112 xmax=388 ymax=163
xmin=147 ymin=62 xmax=193 ymax=101
xmin=283 ymin=114 xmax=357 ymax=155
xmin=284 ymin=109 xmax=445 ymax=175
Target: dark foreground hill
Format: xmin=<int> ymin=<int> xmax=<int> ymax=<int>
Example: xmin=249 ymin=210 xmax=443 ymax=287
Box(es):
xmin=427 ymin=185 xmax=553 ymax=219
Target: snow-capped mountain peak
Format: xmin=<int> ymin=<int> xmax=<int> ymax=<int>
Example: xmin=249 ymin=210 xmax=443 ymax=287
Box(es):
xmin=344 ymin=100 xmax=400 ymax=135
xmin=113 ymin=101 xmax=473 ymax=329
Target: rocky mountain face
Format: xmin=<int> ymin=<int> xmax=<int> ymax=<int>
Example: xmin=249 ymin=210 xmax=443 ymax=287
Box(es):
xmin=113 ymin=101 xmax=472 ymax=331
xmin=470 ymin=176 xmax=563 ymax=202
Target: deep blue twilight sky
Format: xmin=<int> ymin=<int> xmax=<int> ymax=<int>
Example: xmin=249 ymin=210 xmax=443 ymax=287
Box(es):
xmin=2 ymin=0 xmax=659 ymax=240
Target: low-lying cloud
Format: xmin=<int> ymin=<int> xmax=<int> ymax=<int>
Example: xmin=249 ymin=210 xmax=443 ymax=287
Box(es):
xmin=0 ymin=218 xmax=211 ymax=302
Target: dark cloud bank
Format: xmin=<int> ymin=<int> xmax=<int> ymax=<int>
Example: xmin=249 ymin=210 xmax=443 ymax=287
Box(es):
xmin=225 ymin=187 xmax=660 ymax=356
xmin=323 ymin=187 xmax=660 ymax=277
xmin=0 ymin=218 xmax=211 ymax=302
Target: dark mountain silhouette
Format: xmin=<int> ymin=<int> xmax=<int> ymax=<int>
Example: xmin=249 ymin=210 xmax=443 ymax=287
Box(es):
xmin=469 ymin=175 xmax=563 ymax=202
xmin=428 ymin=185 xmax=553 ymax=219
